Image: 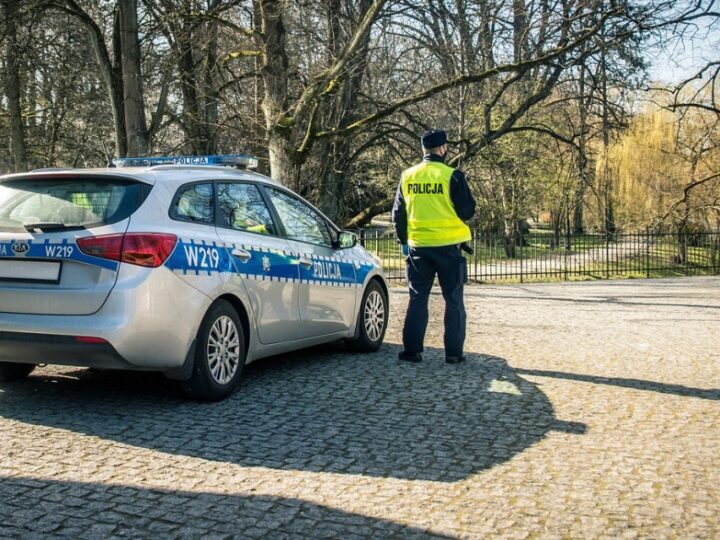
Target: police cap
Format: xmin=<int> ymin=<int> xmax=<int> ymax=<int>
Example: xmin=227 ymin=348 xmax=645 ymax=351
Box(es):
xmin=420 ymin=129 xmax=447 ymax=149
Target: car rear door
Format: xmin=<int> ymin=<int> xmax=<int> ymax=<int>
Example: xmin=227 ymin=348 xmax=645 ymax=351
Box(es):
xmin=0 ymin=174 xmax=151 ymax=315
xmin=213 ymin=181 xmax=301 ymax=344
xmin=159 ymin=181 xmax=230 ymax=297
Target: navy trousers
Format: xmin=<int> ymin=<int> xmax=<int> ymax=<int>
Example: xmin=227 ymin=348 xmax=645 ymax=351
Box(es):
xmin=402 ymin=244 xmax=467 ymax=357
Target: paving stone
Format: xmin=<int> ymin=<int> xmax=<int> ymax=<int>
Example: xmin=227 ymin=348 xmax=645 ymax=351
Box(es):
xmin=0 ymin=277 xmax=718 ymax=538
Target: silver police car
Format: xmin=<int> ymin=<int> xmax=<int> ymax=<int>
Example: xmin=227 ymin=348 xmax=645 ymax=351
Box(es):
xmin=0 ymin=155 xmax=388 ymax=400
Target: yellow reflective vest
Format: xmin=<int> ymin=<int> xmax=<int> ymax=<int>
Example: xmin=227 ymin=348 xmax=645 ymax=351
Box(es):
xmin=400 ymin=161 xmax=472 ymax=247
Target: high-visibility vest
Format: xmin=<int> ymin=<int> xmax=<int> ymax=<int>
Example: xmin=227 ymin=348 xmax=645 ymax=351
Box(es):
xmin=71 ymin=192 xmax=92 ymax=211
xmin=401 ymin=160 xmax=471 ymax=247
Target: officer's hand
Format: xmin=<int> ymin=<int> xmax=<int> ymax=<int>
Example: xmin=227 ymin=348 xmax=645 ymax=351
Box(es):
xmin=400 ymin=244 xmax=409 ymax=257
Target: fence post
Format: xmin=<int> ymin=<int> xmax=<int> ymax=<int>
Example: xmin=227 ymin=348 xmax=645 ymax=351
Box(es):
xmin=645 ymin=228 xmax=650 ymax=279
xmin=563 ymin=233 xmax=568 ymax=281
xmin=605 ymin=232 xmax=610 ymax=279
xmin=473 ymin=231 xmax=478 ymax=282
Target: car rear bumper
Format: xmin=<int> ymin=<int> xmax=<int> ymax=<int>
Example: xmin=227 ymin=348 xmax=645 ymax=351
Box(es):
xmin=0 ymin=265 xmax=212 ymax=370
xmin=0 ymin=331 xmax=135 ymax=370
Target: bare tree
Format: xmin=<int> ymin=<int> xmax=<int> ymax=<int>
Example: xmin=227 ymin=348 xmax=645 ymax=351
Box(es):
xmin=2 ymin=0 xmax=28 ymax=172
xmin=119 ymin=0 xmax=149 ymax=155
xmin=3 ymin=0 xmax=717 ymax=231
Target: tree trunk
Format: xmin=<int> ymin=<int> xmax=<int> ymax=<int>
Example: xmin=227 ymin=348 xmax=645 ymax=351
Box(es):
xmin=314 ymin=0 xmax=374 ymax=221
xmin=202 ymin=0 xmax=221 ymax=155
xmin=54 ymin=0 xmax=127 ymax=156
xmin=574 ymin=65 xmax=588 ymax=233
xmin=501 ymin=177 xmax=518 ymax=258
xmin=268 ymin=132 xmax=302 ymax=192
xmin=3 ymin=0 xmax=28 ymax=172
xmin=259 ymin=0 xmax=293 ymax=184
xmin=257 ymin=0 xmax=385 ymax=189
xmin=110 ymin=5 xmax=128 ymax=156
xmin=176 ymin=18 xmax=202 ymax=154
xmin=549 ymin=210 xmax=561 ymax=248
xmin=478 ymin=0 xmax=494 ymax=70
xmin=317 ymin=164 xmax=347 ymax=222
xmin=119 ymin=0 xmax=148 ymax=156
xmin=600 ymin=33 xmax=615 ymax=237
xmin=512 ymin=0 xmax=529 ymax=64
xmin=503 ymin=223 xmax=517 ymax=258
xmin=675 ymin=160 xmax=698 ymax=264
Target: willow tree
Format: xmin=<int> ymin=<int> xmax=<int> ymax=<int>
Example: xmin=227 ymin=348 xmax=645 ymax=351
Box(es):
xmin=606 ymin=93 xmax=720 ymax=234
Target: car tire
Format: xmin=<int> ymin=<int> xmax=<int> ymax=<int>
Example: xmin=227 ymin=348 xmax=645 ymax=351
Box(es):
xmin=181 ymin=300 xmax=246 ymax=401
xmin=0 ymin=362 xmax=36 ymax=381
xmin=346 ymin=280 xmax=388 ymax=352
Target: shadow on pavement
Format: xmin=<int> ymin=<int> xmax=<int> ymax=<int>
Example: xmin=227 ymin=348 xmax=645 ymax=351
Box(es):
xmin=0 ymin=346 xmax=585 ymax=482
xmin=0 ymin=476 xmax=450 ymax=538
xmin=516 ymin=367 xmax=720 ymax=401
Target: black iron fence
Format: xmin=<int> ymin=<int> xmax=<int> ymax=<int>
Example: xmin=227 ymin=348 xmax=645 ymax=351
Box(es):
xmin=358 ymin=229 xmax=720 ymax=283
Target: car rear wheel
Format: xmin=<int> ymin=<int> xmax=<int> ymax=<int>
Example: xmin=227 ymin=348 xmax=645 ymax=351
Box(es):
xmin=346 ymin=280 xmax=388 ymax=352
xmin=0 ymin=362 xmax=36 ymax=381
xmin=181 ymin=300 xmax=246 ymax=401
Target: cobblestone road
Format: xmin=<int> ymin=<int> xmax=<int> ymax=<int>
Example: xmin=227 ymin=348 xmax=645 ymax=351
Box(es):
xmin=1 ymin=277 xmax=719 ymax=538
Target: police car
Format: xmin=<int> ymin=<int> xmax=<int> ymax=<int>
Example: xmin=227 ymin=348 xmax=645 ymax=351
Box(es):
xmin=0 ymin=155 xmax=388 ymax=401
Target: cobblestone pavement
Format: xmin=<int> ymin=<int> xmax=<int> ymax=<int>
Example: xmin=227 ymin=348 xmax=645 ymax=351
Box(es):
xmin=1 ymin=277 xmax=719 ymax=539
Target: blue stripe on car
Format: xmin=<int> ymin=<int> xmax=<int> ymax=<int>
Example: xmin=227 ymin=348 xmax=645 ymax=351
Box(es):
xmin=165 ymin=238 xmax=374 ymax=286
xmin=0 ymin=239 xmax=119 ymax=271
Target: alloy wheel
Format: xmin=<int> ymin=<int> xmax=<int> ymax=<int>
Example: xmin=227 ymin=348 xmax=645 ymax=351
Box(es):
xmin=207 ymin=315 xmax=241 ymax=385
xmin=363 ymin=290 xmax=385 ymax=342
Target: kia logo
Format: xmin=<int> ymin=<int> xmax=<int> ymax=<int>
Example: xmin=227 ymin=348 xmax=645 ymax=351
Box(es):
xmin=12 ymin=241 xmax=29 ymax=254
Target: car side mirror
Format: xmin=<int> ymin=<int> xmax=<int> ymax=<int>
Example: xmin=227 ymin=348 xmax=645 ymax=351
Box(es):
xmin=337 ymin=231 xmax=358 ymax=249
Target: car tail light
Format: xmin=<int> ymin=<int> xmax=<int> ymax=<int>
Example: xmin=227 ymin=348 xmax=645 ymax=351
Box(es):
xmin=75 ymin=336 xmax=109 ymax=344
xmin=121 ymin=233 xmax=178 ymax=267
xmin=78 ymin=233 xmax=177 ymax=268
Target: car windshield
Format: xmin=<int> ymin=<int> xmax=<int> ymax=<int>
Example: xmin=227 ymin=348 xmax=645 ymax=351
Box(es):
xmin=0 ymin=177 xmax=151 ymax=232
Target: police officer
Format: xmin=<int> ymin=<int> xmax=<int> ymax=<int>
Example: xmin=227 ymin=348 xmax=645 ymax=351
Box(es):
xmin=392 ymin=129 xmax=476 ymax=364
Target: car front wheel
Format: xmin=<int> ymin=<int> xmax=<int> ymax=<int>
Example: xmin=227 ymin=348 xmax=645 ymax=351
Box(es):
xmin=181 ymin=300 xmax=246 ymax=401
xmin=346 ymin=280 xmax=388 ymax=352
xmin=0 ymin=362 xmax=36 ymax=381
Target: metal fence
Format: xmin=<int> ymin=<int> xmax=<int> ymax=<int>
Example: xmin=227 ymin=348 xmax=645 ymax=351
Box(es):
xmin=358 ymin=229 xmax=720 ymax=283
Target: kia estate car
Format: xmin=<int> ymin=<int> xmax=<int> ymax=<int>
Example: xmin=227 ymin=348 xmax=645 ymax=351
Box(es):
xmin=0 ymin=155 xmax=388 ymax=401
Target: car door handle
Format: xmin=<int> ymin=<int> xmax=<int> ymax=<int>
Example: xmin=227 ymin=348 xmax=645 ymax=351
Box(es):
xmin=232 ymin=248 xmax=252 ymax=262
xmin=298 ymin=256 xmax=313 ymax=268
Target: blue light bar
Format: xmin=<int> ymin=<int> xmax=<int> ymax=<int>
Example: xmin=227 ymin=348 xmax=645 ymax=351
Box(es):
xmin=112 ymin=154 xmax=258 ymax=169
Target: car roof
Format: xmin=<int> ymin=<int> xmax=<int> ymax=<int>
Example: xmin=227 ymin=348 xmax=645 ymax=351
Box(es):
xmin=1 ymin=166 xmax=282 ymax=188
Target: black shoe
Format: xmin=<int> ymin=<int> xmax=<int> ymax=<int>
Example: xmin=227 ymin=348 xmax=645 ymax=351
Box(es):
xmin=398 ymin=351 xmax=422 ymax=362
xmin=445 ymin=355 xmax=466 ymax=364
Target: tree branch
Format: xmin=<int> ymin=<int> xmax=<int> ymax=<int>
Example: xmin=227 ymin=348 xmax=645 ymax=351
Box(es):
xmin=291 ymin=0 xmax=388 ymax=123
xmin=657 ymin=171 xmax=720 ymax=224
xmin=344 ymin=197 xmax=394 ymax=229
xmin=315 ymin=8 xmax=621 ymax=141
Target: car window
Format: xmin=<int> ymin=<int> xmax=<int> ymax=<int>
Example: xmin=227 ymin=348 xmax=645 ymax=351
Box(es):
xmin=172 ymin=183 xmax=214 ymax=224
xmin=217 ymin=183 xmax=276 ymax=235
xmin=266 ymin=187 xmax=333 ymax=247
xmin=0 ymin=178 xmax=150 ymax=232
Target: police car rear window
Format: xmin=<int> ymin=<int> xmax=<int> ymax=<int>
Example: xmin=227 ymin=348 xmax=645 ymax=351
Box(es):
xmin=0 ymin=177 xmax=151 ymax=232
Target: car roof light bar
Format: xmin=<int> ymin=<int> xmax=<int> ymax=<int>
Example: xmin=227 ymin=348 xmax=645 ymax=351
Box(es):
xmin=112 ymin=154 xmax=259 ymax=170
